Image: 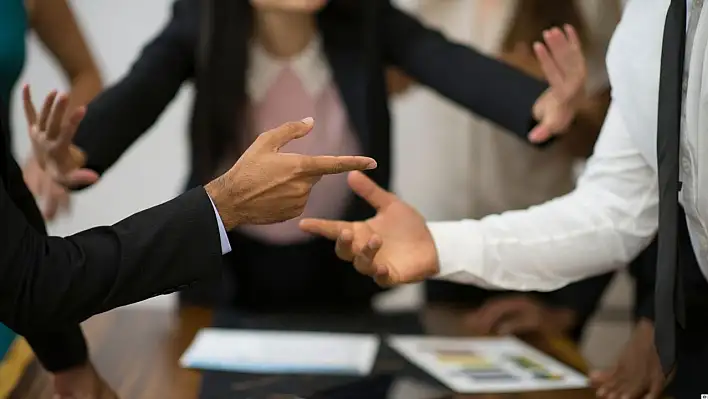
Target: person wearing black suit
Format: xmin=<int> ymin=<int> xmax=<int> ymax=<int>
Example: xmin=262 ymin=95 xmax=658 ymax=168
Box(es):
xmin=22 ymin=0 xmax=586 ymax=312
xmin=2 ymin=83 xmax=376 ymax=396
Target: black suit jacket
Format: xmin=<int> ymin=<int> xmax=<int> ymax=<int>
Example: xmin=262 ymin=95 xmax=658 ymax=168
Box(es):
xmin=0 ymin=100 xmax=223 ymax=347
xmin=73 ymin=0 xmax=547 ymax=202
xmin=70 ymin=0 xmax=547 ymax=306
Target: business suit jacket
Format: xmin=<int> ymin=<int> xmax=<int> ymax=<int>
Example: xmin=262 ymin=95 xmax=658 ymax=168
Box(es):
xmin=74 ymin=0 xmax=547 ymax=203
xmin=70 ymin=0 xmax=548 ymax=305
xmin=0 ymin=100 xmax=223 ymax=341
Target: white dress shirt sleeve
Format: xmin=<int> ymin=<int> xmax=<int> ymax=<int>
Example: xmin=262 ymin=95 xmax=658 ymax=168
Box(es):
xmin=428 ymin=104 xmax=659 ymax=291
xmin=208 ymin=196 xmax=232 ymax=255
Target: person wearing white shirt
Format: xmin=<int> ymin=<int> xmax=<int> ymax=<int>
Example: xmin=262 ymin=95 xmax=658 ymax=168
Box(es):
xmin=300 ymin=0 xmax=708 ymax=395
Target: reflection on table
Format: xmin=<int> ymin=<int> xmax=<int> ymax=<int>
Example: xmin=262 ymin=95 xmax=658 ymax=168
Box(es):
xmin=11 ymin=306 xmax=595 ymax=399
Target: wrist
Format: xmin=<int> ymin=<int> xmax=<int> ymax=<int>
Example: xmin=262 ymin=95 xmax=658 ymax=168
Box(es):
xmin=205 ymin=176 xmax=240 ymax=230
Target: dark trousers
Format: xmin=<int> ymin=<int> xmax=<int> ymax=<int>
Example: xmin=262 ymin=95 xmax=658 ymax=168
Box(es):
xmin=670 ymin=212 xmax=708 ymax=396
xmin=673 ymin=324 xmax=708 ymax=396
xmin=179 ymin=230 xmax=383 ymax=312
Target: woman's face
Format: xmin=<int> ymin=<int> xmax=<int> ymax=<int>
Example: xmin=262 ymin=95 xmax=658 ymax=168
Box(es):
xmin=250 ymin=0 xmax=329 ymax=12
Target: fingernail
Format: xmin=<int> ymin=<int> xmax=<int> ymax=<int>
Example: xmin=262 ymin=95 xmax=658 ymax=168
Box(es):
xmin=366 ymin=160 xmax=377 ymax=170
xmin=301 ymin=117 xmax=314 ymax=124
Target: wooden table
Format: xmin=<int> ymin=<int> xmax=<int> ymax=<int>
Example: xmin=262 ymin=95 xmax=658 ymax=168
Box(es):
xmin=11 ymin=306 xmax=595 ymax=399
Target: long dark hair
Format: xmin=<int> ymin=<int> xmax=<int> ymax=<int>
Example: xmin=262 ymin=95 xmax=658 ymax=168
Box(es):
xmin=191 ymin=0 xmax=365 ymax=183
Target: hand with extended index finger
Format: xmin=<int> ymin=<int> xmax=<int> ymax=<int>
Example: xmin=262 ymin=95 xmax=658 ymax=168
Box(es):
xmin=299 ymin=171 xmax=439 ymax=287
xmin=529 ymin=25 xmax=588 ymax=143
xmin=205 ymin=118 xmax=377 ymax=230
xmin=22 ymin=85 xmax=99 ymax=188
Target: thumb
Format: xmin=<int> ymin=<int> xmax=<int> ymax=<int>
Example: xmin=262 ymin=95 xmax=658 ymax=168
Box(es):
xmin=348 ymin=171 xmax=396 ymax=210
xmin=61 ymin=168 xmax=99 ymax=189
xmin=260 ymin=117 xmax=314 ymax=151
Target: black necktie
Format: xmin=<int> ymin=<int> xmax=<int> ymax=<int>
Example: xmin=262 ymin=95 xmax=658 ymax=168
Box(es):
xmin=655 ymin=0 xmax=687 ymax=375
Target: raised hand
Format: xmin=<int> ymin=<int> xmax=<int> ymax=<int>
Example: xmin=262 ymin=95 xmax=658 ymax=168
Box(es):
xmin=23 ymin=155 xmax=71 ymax=220
xmin=22 ymin=85 xmax=99 ymax=188
xmin=529 ymin=25 xmax=588 ymax=143
xmin=299 ymin=171 xmax=438 ymax=286
xmin=205 ymin=118 xmax=378 ymax=229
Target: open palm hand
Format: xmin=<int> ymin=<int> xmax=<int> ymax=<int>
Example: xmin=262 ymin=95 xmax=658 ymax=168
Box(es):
xmin=23 ymin=85 xmax=98 ymax=188
xmin=300 ymin=171 xmax=439 ymax=286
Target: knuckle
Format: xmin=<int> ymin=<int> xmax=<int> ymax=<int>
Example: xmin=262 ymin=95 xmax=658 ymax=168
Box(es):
xmin=295 ymin=157 xmax=313 ymax=174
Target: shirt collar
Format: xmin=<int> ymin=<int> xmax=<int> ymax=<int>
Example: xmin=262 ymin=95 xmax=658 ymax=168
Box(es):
xmin=247 ymin=35 xmax=332 ymax=102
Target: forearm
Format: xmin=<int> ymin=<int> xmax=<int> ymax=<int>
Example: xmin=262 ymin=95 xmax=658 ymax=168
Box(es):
xmin=72 ymin=0 xmax=195 ymax=177
xmin=382 ymin=4 xmax=547 ymax=141
xmin=429 ymin=105 xmax=658 ymax=291
xmin=429 ymin=194 xmax=652 ymax=291
xmin=1 ymin=185 xmax=223 ymax=333
xmin=66 ymin=71 xmax=102 ymax=111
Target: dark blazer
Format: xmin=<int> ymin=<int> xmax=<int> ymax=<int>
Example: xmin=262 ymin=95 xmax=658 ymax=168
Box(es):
xmin=0 ymin=100 xmax=223 ymax=342
xmin=74 ymin=0 xmax=547 ymax=204
xmin=70 ymin=0 xmax=548 ymax=307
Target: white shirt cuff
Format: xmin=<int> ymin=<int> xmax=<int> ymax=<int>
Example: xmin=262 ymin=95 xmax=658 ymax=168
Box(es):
xmin=208 ymin=196 xmax=232 ymax=255
xmin=427 ymin=220 xmax=492 ymax=288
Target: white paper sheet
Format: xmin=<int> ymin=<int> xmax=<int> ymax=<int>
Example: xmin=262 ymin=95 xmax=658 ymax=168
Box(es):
xmin=388 ymin=336 xmax=588 ymax=393
xmin=180 ymin=328 xmax=380 ymax=376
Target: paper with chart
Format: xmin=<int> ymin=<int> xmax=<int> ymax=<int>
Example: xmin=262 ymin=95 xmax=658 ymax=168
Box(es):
xmin=181 ymin=328 xmax=380 ymax=375
xmin=388 ymin=336 xmax=588 ymax=393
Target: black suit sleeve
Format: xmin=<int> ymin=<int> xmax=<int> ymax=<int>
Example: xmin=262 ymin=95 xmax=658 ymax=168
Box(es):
xmin=381 ymin=3 xmax=548 ymax=143
xmin=73 ymin=0 xmax=198 ymax=177
xmin=0 ymin=174 xmax=222 ymax=334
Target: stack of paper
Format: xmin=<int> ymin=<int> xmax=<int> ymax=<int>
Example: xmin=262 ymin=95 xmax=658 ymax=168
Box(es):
xmin=388 ymin=336 xmax=588 ymax=393
xmin=180 ymin=329 xmax=380 ymax=376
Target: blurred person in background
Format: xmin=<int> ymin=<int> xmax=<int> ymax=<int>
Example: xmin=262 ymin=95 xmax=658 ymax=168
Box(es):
xmin=22 ymin=0 xmax=585 ymax=317
xmin=391 ymin=1 xmax=665 ymax=397
xmin=393 ymin=0 xmax=619 ymax=340
xmin=0 ymin=0 xmax=108 ymax=397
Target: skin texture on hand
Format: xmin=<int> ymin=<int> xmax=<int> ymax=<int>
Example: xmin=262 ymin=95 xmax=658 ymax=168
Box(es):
xmin=205 ymin=118 xmax=376 ymax=231
xmin=590 ymin=319 xmax=666 ymax=399
xmin=299 ymin=171 xmax=439 ymax=286
xmin=528 ymin=25 xmax=588 ymax=143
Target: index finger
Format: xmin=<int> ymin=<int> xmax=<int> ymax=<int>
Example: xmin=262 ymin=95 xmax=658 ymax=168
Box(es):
xmin=299 ymin=155 xmax=377 ymax=176
xmin=22 ymin=84 xmax=38 ymax=126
